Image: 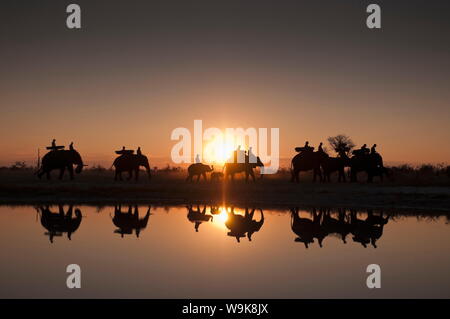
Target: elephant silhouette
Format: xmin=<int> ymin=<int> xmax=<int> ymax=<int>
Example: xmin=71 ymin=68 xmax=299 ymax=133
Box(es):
xmin=321 ymin=149 xmax=351 ymax=183
xmin=223 ymin=156 xmax=264 ymax=182
xmin=37 ymin=144 xmax=84 ymax=180
xmin=38 ymin=205 xmax=82 ymax=243
xmin=186 ymin=205 xmax=213 ymax=232
xmin=224 ymin=207 xmax=264 ymax=242
xmin=111 ymin=205 xmax=151 ymax=238
xmin=290 ymin=208 xmax=327 ymax=248
xmin=321 ymin=208 xmax=351 ymax=244
xmin=186 ymin=163 xmax=213 ymax=182
xmin=349 ymin=209 xmax=389 ymax=248
xmin=349 ymin=151 xmax=385 ymax=183
xmin=290 ymin=147 xmax=329 ymax=183
xmin=113 ymin=150 xmax=151 ymax=181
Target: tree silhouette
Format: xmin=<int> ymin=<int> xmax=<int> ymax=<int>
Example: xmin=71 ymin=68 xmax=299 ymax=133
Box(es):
xmin=327 ymin=134 xmax=355 ymax=156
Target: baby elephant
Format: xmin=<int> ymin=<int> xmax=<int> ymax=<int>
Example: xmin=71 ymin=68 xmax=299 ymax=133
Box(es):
xmin=210 ymin=172 xmax=224 ymax=182
xmin=186 ymin=163 xmax=213 ymax=182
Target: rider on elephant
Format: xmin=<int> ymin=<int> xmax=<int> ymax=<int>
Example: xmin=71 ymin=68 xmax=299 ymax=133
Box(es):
xmin=371 ymin=144 xmax=377 ymax=154
xmin=359 ymin=144 xmax=369 ymax=154
xmin=318 ymin=142 xmax=324 ymax=154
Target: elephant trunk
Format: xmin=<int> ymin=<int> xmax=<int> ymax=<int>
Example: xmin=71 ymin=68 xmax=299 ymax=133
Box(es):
xmin=144 ymin=162 xmax=151 ymax=180
xmin=75 ymin=162 xmax=83 ymax=174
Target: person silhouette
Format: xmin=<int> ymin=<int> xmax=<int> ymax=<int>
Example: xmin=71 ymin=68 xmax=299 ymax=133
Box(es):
xmin=51 ymin=139 xmax=56 ymax=148
xmin=248 ymin=146 xmax=256 ymax=163
xmin=371 ymin=144 xmax=377 ymax=154
xmin=195 ymin=154 xmax=201 ymax=163
xmin=137 ymin=147 xmax=142 ymax=156
xmin=318 ymin=142 xmax=324 ymax=153
xmin=69 ymin=142 xmax=74 ymax=151
xmin=233 ymin=145 xmax=243 ymax=163
xmin=360 ymin=144 xmax=369 ymax=154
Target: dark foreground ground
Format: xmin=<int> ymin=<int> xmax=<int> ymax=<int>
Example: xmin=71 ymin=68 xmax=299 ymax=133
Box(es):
xmin=1 ymin=169 xmax=449 ymax=211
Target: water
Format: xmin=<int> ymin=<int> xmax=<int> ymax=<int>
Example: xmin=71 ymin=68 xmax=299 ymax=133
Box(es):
xmin=1 ymin=204 xmax=449 ymax=299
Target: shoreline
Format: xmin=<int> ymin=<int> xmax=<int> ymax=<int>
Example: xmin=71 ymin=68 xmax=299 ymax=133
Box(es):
xmin=1 ymin=180 xmax=449 ymax=212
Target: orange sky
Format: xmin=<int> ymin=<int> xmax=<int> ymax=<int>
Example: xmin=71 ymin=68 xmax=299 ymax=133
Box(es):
xmin=1 ymin=1 xmax=449 ymax=167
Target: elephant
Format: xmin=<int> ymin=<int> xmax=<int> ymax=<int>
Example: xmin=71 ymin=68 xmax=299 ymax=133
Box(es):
xmin=224 ymin=207 xmax=264 ymax=242
xmin=186 ymin=205 xmax=213 ymax=232
xmin=186 ymin=163 xmax=213 ymax=182
xmin=37 ymin=148 xmax=84 ymax=180
xmin=223 ymin=156 xmax=264 ymax=182
xmin=39 ymin=205 xmax=82 ymax=243
xmin=290 ymin=208 xmax=327 ymax=248
xmin=290 ymin=150 xmax=329 ymax=183
xmin=321 ymin=208 xmax=351 ymax=244
xmin=113 ymin=153 xmax=151 ymax=181
xmin=349 ymin=209 xmax=389 ymax=248
xmin=321 ymin=150 xmax=351 ymax=182
xmin=349 ymin=152 xmax=385 ymax=183
xmin=112 ymin=205 xmax=151 ymax=238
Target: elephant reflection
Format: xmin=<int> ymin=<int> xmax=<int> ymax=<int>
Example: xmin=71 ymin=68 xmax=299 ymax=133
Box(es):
xmin=225 ymin=207 xmax=264 ymax=242
xmin=38 ymin=205 xmax=82 ymax=243
xmin=350 ymin=209 xmax=389 ymax=248
xmin=186 ymin=205 xmax=213 ymax=232
xmin=321 ymin=208 xmax=351 ymax=244
xmin=112 ymin=205 xmax=150 ymax=238
xmin=290 ymin=208 xmax=326 ymax=248
xmin=290 ymin=208 xmax=389 ymax=248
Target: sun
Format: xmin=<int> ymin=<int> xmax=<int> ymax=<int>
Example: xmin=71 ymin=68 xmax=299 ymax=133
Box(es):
xmin=210 ymin=206 xmax=229 ymax=229
xmin=203 ymin=136 xmax=235 ymax=165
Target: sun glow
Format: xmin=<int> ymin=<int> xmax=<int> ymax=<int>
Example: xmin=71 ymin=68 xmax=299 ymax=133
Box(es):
xmin=210 ymin=206 xmax=230 ymax=229
xmin=203 ymin=136 xmax=235 ymax=165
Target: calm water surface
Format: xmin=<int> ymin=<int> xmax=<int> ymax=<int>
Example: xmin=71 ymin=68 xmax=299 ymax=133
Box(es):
xmin=1 ymin=204 xmax=449 ymax=298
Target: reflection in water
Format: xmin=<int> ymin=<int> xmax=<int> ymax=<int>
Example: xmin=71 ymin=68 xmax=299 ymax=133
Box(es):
xmin=186 ymin=205 xmax=213 ymax=232
xmin=2 ymin=204 xmax=450 ymax=298
xmin=225 ymin=207 xmax=264 ymax=242
xmin=112 ymin=205 xmax=151 ymax=238
xmin=38 ymin=205 xmax=82 ymax=243
xmin=290 ymin=208 xmax=389 ymax=248
xmin=186 ymin=205 xmax=265 ymax=242
xmin=350 ymin=209 xmax=389 ymax=248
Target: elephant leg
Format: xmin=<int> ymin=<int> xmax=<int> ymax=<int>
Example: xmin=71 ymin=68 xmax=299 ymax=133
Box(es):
xmin=59 ymin=167 xmax=65 ymax=180
xmin=202 ymin=172 xmax=207 ymax=181
xmin=114 ymin=170 xmax=118 ymax=181
xmin=127 ymin=170 xmax=133 ymax=180
xmin=350 ymin=170 xmax=357 ymax=182
xmin=68 ymin=165 xmax=74 ymax=180
xmin=46 ymin=171 xmax=51 ymax=180
xmin=135 ymin=169 xmax=140 ymax=181
xmin=251 ymin=170 xmax=256 ymax=182
xmin=197 ymin=174 xmax=200 ymax=182
xmin=186 ymin=174 xmax=191 ymax=182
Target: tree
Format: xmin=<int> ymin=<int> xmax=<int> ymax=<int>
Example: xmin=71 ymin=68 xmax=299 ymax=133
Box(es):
xmin=327 ymin=134 xmax=355 ymax=156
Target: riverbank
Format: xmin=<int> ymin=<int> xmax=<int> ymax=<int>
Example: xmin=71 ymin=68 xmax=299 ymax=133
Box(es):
xmin=1 ymin=171 xmax=449 ymax=211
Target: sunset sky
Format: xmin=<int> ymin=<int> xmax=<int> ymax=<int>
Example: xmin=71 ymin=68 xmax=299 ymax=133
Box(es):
xmin=1 ymin=0 xmax=449 ymax=167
